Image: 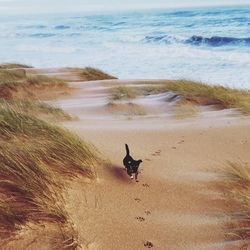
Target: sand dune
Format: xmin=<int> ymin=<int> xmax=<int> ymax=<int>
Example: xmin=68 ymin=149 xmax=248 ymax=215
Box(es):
xmin=3 ymin=67 xmax=249 ymax=249
xmin=50 ymin=78 xmax=250 ymax=249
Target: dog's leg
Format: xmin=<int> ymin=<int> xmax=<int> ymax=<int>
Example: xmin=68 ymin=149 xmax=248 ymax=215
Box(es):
xmin=135 ymin=172 xmax=138 ymax=182
xmin=127 ymin=169 xmax=133 ymax=179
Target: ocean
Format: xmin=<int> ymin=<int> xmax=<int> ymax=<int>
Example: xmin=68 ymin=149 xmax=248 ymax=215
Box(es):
xmin=0 ymin=5 xmax=250 ymax=89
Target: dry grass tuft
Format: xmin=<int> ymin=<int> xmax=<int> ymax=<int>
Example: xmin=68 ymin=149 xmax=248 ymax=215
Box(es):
xmin=106 ymin=102 xmax=146 ymax=116
xmin=172 ymin=101 xmax=199 ymax=120
xmin=0 ymin=99 xmax=72 ymax=122
xmin=0 ymin=104 xmax=97 ymax=244
xmin=80 ymin=67 xmax=117 ymax=81
xmin=0 ymin=69 xmax=68 ymax=100
xmin=0 ymin=64 xmax=99 ymax=247
xmin=66 ymin=67 xmax=117 ymax=81
xmin=108 ymin=80 xmax=250 ymax=114
xmin=110 ymin=86 xmax=137 ymax=100
xmin=221 ymin=162 xmax=250 ymax=245
xmin=0 ymin=63 xmax=32 ymax=69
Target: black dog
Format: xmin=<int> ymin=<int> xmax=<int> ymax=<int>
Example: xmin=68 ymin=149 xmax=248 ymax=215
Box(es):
xmin=123 ymin=144 xmax=142 ymax=181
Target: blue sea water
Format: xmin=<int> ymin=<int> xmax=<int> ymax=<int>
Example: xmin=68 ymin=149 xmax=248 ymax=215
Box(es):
xmin=0 ymin=6 xmax=250 ymax=88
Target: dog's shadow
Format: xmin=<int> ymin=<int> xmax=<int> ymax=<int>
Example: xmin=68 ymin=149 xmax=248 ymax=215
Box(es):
xmin=105 ymin=164 xmax=130 ymax=183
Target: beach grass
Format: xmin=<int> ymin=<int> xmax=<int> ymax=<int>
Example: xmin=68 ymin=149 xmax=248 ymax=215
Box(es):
xmin=66 ymin=67 xmax=117 ymax=81
xmin=0 ymin=63 xmax=32 ymax=69
xmin=106 ymin=102 xmax=146 ymax=116
xmin=0 ymin=104 xmax=97 ymax=243
xmin=221 ymin=162 xmax=250 ymax=244
xmin=80 ymin=67 xmax=117 ymax=81
xmin=110 ymin=86 xmax=137 ymax=100
xmin=0 ymin=64 xmax=99 ymax=246
xmin=172 ymin=101 xmax=199 ymax=119
xmin=0 ymin=99 xmax=72 ymax=121
xmin=0 ymin=69 xmax=68 ymax=99
xmin=107 ymin=80 xmax=250 ymax=114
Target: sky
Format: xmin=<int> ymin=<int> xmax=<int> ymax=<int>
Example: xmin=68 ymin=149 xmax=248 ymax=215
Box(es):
xmin=0 ymin=0 xmax=249 ymax=14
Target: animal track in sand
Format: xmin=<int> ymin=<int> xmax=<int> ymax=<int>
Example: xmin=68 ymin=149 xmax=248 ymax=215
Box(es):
xmin=134 ymin=198 xmax=141 ymax=202
xmin=145 ymin=158 xmax=151 ymax=161
xmin=177 ymin=139 xmax=185 ymax=144
xmin=142 ymin=183 xmax=149 ymax=188
xmin=144 ymin=210 xmax=151 ymax=216
xmin=152 ymin=150 xmax=161 ymax=156
xmin=144 ymin=241 xmax=154 ymax=248
xmin=136 ymin=216 xmax=145 ymax=222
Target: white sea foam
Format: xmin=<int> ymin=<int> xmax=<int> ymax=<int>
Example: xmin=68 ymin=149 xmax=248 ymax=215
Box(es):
xmin=0 ymin=6 xmax=250 ymax=89
xmin=16 ymin=45 xmax=76 ymax=53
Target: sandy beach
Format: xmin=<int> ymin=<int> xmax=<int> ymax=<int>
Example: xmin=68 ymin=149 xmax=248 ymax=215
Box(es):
xmin=50 ymin=75 xmax=250 ymax=249
xmin=1 ymin=67 xmax=250 ymax=250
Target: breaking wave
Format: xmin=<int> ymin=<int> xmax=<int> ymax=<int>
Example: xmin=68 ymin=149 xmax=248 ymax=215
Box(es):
xmin=144 ymin=35 xmax=250 ymax=47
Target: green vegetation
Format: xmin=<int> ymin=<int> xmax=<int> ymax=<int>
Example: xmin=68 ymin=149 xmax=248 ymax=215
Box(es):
xmin=106 ymin=102 xmax=146 ymax=116
xmin=0 ymin=68 xmax=26 ymax=81
xmin=0 ymin=63 xmax=32 ymax=69
xmin=222 ymin=162 xmax=250 ymax=245
xmin=66 ymin=67 xmax=117 ymax=81
xmin=0 ymin=64 xmax=98 ymax=247
xmin=107 ymin=80 xmax=250 ymax=114
xmin=26 ymin=75 xmax=67 ymax=87
xmin=172 ymin=102 xmax=199 ymax=120
xmin=110 ymin=86 xmax=137 ymax=100
xmin=0 ymin=101 xmax=97 ymax=245
xmin=0 ymin=69 xmax=68 ymax=99
xmin=79 ymin=67 xmax=117 ymax=81
xmin=0 ymin=99 xmax=72 ymax=121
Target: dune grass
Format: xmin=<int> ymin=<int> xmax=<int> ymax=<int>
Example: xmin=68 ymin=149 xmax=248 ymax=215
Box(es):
xmin=0 ymin=63 xmax=32 ymax=69
xmin=0 ymin=64 xmax=99 ymax=247
xmin=0 ymin=104 xmax=97 ymax=244
xmin=79 ymin=67 xmax=117 ymax=81
xmin=221 ymin=162 xmax=250 ymax=244
xmin=0 ymin=69 xmax=68 ymax=99
xmin=0 ymin=68 xmax=26 ymax=81
xmin=172 ymin=102 xmax=199 ymax=120
xmin=66 ymin=67 xmax=117 ymax=81
xmin=110 ymin=86 xmax=137 ymax=100
xmin=0 ymin=99 xmax=72 ymax=121
xmin=106 ymin=102 xmax=146 ymax=116
xmin=107 ymin=80 xmax=250 ymax=114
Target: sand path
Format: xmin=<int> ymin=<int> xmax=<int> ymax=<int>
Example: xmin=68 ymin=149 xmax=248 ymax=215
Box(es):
xmin=51 ymin=79 xmax=250 ymax=250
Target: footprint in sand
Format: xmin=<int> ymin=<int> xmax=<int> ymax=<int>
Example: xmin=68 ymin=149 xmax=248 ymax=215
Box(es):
xmin=152 ymin=150 xmax=161 ymax=156
xmin=144 ymin=241 xmax=154 ymax=248
xmin=136 ymin=216 xmax=145 ymax=222
xmin=134 ymin=198 xmax=141 ymax=202
xmin=177 ymin=139 xmax=185 ymax=144
xmin=172 ymin=146 xmax=177 ymax=150
xmin=142 ymin=183 xmax=149 ymax=188
xmin=144 ymin=210 xmax=151 ymax=216
xmin=145 ymin=158 xmax=151 ymax=162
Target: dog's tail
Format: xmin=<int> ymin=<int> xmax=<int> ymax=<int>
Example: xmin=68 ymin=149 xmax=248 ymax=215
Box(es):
xmin=125 ymin=144 xmax=130 ymax=155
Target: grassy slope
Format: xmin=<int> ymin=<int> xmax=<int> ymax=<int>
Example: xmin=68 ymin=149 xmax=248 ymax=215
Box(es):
xmin=221 ymin=163 xmax=250 ymax=246
xmin=0 ymin=65 xmax=107 ymax=247
xmin=66 ymin=67 xmax=117 ymax=81
xmin=108 ymin=80 xmax=250 ymax=114
xmin=0 ymin=69 xmax=67 ymax=99
xmin=110 ymin=86 xmax=137 ymax=100
xmin=0 ymin=63 xmax=32 ymax=69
